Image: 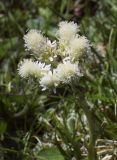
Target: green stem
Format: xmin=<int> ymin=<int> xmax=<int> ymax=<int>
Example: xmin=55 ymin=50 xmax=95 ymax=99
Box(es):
xmin=77 ymin=98 xmax=98 ymax=160
xmin=82 ymin=106 xmax=97 ymax=160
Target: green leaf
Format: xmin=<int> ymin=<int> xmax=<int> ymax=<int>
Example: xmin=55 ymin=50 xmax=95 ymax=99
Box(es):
xmin=38 ymin=147 xmax=65 ymax=160
xmin=0 ymin=121 xmax=7 ymax=135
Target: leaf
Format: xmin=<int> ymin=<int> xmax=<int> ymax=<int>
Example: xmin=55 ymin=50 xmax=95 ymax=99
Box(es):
xmin=0 ymin=121 xmax=7 ymax=135
xmin=38 ymin=147 xmax=65 ymax=160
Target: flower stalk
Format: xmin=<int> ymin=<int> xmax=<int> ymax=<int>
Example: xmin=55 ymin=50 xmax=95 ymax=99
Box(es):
xmin=83 ymin=107 xmax=97 ymax=160
xmin=78 ymin=98 xmax=98 ymax=160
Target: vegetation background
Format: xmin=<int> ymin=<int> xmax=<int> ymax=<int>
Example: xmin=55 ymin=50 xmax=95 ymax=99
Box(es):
xmin=0 ymin=0 xmax=117 ymax=159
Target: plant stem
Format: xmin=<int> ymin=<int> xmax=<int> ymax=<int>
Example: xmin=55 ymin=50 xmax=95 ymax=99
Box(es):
xmin=83 ymin=106 xmax=98 ymax=160
xmin=77 ymin=97 xmax=98 ymax=160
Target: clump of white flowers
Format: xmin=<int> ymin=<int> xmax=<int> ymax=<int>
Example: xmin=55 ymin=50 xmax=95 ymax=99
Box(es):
xmin=18 ymin=21 xmax=90 ymax=90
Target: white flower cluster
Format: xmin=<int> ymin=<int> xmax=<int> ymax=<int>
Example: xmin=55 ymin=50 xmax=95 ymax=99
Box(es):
xmin=18 ymin=21 xmax=90 ymax=90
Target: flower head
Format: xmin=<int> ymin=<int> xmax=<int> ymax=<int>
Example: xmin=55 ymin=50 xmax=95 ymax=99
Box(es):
xmin=18 ymin=59 xmax=50 ymax=78
xmin=40 ymin=71 xmax=59 ymax=90
xmin=69 ymin=36 xmax=89 ymax=60
xmin=24 ymin=29 xmax=46 ymax=54
xmin=57 ymin=21 xmax=79 ymax=45
xmin=56 ymin=60 xmax=82 ymax=83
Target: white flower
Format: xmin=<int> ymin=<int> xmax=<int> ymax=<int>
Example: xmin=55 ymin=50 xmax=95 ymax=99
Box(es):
xmin=40 ymin=71 xmax=59 ymax=90
xmin=24 ymin=29 xmax=46 ymax=54
xmin=69 ymin=36 xmax=89 ymax=60
xmin=46 ymin=40 xmax=57 ymax=48
xmin=49 ymin=57 xmax=54 ymax=62
xmin=43 ymin=39 xmax=57 ymax=60
xmin=57 ymin=21 xmax=79 ymax=45
xmin=18 ymin=59 xmax=50 ymax=78
xmin=56 ymin=60 xmax=82 ymax=83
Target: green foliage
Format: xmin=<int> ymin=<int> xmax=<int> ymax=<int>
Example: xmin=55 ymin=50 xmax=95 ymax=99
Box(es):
xmin=38 ymin=147 xmax=65 ymax=160
xmin=0 ymin=0 xmax=117 ymax=160
xmin=0 ymin=121 xmax=7 ymax=135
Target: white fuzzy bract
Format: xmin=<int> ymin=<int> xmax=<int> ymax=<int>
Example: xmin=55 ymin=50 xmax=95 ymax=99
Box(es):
xmin=18 ymin=59 xmax=50 ymax=78
xmin=58 ymin=21 xmax=79 ymax=45
xmin=56 ymin=60 xmax=82 ymax=83
xmin=40 ymin=71 xmax=59 ymax=90
xmin=69 ymin=36 xmax=89 ymax=60
xmin=46 ymin=40 xmax=57 ymax=49
xmin=24 ymin=29 xmax=46 ymax=54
